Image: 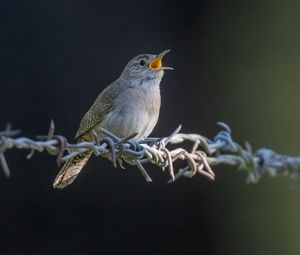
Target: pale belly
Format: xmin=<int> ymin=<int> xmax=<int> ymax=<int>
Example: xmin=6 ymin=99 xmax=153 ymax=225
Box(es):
xmin=92 ymin=79 xmax=161 ymax=140
xmin=93 ymin=106 xmax=159 ymax=140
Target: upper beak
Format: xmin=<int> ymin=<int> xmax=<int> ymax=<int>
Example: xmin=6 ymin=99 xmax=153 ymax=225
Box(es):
xmin=149 ymin=50 xmax=173 ymax=71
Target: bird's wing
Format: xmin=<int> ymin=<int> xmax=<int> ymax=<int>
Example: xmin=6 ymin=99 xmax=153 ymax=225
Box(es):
xmin=75 ymin=81 xmax=121 ymax=139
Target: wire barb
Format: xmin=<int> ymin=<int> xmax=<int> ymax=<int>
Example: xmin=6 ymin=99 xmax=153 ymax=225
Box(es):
xmin=0 ymin=121 xmax=300 ymax=185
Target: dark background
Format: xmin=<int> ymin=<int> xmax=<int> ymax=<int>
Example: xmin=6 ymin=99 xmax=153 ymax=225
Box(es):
xmin=1 ymin=0 xmax=300 ymax=254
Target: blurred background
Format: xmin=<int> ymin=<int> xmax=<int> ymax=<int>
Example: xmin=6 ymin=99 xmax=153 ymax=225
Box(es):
xmin=1 ymin=0 xmax=300 ymax=254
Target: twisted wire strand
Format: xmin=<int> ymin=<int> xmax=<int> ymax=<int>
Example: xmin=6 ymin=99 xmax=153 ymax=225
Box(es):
xmin=0 ymin=121 xmax=299 ymax=184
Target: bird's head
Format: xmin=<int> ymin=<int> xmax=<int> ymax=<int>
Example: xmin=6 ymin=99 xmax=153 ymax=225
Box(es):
xmin=120 ymin=50 xmax=173 ymax=82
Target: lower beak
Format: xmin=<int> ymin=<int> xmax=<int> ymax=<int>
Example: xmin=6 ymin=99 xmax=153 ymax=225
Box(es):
xmin=149 ymin=50 xmax=173 ymax=71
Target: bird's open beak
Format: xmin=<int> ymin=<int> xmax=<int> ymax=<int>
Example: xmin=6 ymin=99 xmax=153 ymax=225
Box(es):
xmin=149 ymin=50 xmax=173 ymax=71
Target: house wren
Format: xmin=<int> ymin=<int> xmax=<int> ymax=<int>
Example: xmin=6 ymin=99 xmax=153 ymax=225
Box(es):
xmin=53 ymin=50 xmax=172 ymax=189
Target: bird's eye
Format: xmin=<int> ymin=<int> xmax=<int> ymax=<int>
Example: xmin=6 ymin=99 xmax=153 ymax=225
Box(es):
xmin=139 ymin=59 xmax=146 ymax=66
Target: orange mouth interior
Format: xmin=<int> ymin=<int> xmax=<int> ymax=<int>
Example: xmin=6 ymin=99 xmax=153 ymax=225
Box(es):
xmin=149 ymin=57 xmax=162 ymax=70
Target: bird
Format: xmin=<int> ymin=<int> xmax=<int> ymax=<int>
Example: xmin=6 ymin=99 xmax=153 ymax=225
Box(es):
xmin=53 ymin=50 xmax=173 ymax=189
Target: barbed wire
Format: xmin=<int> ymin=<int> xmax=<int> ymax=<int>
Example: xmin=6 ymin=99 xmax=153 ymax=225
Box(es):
xmin=0 ymin=121 xmax=299 ymax=184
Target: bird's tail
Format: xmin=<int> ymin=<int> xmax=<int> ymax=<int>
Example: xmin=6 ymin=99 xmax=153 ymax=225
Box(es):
xmin=53 ymin=150 xmax=92 ymax=189
xmin=53 ymin=133 xmax=93 ymax=189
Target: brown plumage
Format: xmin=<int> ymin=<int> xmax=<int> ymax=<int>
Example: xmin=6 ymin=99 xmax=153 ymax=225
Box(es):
xmin=52 ymin=87 xmax=118 ymax=189
xmin=53 ymin=50 xmax=172 ymax=189
xmin=53 ymin=133 xmax=93 ymax=189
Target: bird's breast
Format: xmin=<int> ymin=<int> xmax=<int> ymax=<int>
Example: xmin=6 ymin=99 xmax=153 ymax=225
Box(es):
xmin=94 ymin=83 xmax=161 ymax=140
